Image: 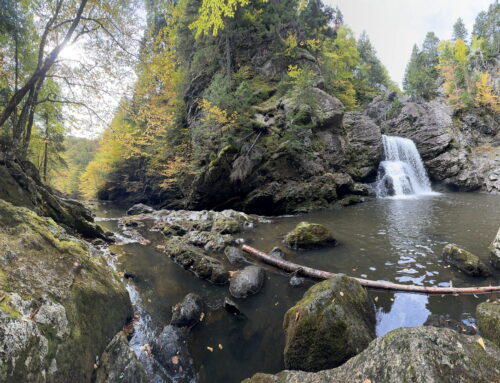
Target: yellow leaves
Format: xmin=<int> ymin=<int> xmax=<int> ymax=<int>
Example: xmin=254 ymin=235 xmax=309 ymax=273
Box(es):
xmin=474 ymin=72 xmax=500 ymax=113
xmin=189 ymin=0 xmax=267 ymax=38
xmin=287 ymin=65 xmax=303 ymax=80
xmin=199 ymin=99 xmax=238 ymax=126
xmin=282 ymin=32 xmax=299 ymax=57
xmin=454 ymin=39 xmax=468 ymax=67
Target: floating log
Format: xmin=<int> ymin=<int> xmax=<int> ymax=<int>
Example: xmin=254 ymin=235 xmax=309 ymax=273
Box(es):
xmin=241 ymin=244 xmax=500 ymax=295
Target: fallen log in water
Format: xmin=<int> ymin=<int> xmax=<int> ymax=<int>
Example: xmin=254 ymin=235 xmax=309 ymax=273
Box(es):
xmin=241 ymin=244 xmax=500 ymax=295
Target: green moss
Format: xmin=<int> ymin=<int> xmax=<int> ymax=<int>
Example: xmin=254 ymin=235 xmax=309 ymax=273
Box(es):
xmin=284 ymin=221 xmax=336 ymax=249
xmin=0 ymin=295 xmax=21 ymax=319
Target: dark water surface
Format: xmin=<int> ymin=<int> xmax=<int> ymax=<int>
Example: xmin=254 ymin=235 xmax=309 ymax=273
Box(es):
xmin=95 ymin=192 xmax=500 ymax=383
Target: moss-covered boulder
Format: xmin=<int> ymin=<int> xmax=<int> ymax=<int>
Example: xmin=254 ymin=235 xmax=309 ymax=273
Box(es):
xmin=242 ymin=327 xmax=500 ymax=383
xmin=0 ymin=199 xmax=132 ymax=382
xmin=442 ymin=244 xmax=491 ymax=277
xmin=163 ymin=237 xmax=229 ymax=284
xmin=476 ymin=300 xmax=500 ymax=347
xmin=283 ymin=275 xmax=375 ymax=371
xmin=284 ymin=221 xmax=337 ymax=249
xmin=490 ymin=227 xmax=500 ymax=269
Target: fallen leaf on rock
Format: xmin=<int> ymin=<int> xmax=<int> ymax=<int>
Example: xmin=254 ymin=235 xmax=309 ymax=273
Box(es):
xmin=294 ymin=312 xmax=300 ymax=322
xmin=374 ymin=296 xmax=379 ymax=302
xmin=93 ymin=363 xmax=98 ymax=369
xmin=171 ymin=356 xmax=180 ymax=365
xmin=218 ymin=344 xmax=223 ymax=350
xmin=477 ymin=337 xmax=486 ymax=351
xmin=200 ymin=312 xmax=205 ymax=321
xmin=229 ymin=271 xmax=238 ymax=278
xmin=207 ymin=346 xmax=214 ymax=352
xmin=339 ymin=291 xmax=344 ymax=297
xmin=363 ymin=379 xmax=371 ymax=383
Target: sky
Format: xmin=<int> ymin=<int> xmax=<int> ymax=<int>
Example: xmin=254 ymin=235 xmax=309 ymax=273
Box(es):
xmin=325 ymin=0 xmax=494 ymax=87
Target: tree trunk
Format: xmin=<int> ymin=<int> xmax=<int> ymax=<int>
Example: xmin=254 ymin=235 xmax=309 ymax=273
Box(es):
xmin=241 ymin=245 xmax=500 ymax=295
xmin=225 ymin=31 xmax=232 ymax=81
xmin=0 ymin=0 xmax=88 ymax=129
xmin=43 ymin=114 xmax=49 ymax=182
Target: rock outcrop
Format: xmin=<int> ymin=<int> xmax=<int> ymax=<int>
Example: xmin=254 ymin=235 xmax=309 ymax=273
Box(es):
xmin=284 ymin=221 xmax=337 ymax=249
xmin=0 ymin=200 xmax=132 ymax=382
xmin=0 ymin=150 xmax=105 ymax=238
xmin=283 ymin=275 xmax=375 ymax=371
xmin=476 ymin=300 xmax=500 ymax=347
xmin=242 ymin=327 xmax=500 ymax=383
xmin=442 ymin=244 xmax=491 ymax=277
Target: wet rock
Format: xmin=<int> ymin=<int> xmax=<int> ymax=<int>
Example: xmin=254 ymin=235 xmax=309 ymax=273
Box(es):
xmin=269 ymin=247 xmax=286 ymax=259
xmin=160 ymin=222 xmax=188 ymax=237
xmin=283 ymin=275 xmax=375 ymax=372
xmin=164 ymin=237 xmax=229 ymax=284
xmin=212 ymin=217 xmax=243 ymax=234
xmin=242 ymin=327 xmax=500 ymax=383
xmin=229 ymin=266 xmax=265 ymax=299
xmin=224 ymin=297 xmax=242 ymax=316
xmin=123 ymin=270 xmax=136 ymax=280
xmin=0 ymin=200 xmax=132 ymax=382
xmin=126 ymin=203 xmax=154 ymax=216
xmin=152 ymin=325 xmax=194 ymax=383
xmin=95 ymin=332 xmax=149 ymax=383
xmin=476 ymin=300 xmax=500 ymax=347
xmin=284 ymin=222 xmax=337 ymax=250
xmin=423 ymin=314 xmax=476 ymax=335
xmin=490 ymin=227 xmax=500 ymax=269
xmin=224 ymin=246 xmax=248 ymax=265
xmin=442 ymin=244 xmax=491 ymax=277
xmin=171 ymin=293 xmax=205 ymax=329
xmin=289 ymin=270 xmax=306 ymax=287
xmin=92 ymin=238 xmax=107 ymax=247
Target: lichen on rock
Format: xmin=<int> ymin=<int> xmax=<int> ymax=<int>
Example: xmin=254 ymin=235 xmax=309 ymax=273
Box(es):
xmin=284 ymin=221 xmax=337 ymax=249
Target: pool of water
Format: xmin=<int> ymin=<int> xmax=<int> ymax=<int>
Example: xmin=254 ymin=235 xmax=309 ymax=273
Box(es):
xmin=95 ymin=192 xmax=500 ymax=383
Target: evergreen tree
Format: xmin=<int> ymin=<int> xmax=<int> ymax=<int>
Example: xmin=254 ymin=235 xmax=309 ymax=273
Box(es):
xmin=356 ymin=31 xmax=393 ymax=90
xmin=452 ymin=17 xmax=468 ymax=41
xmin=472 ymin=1 xmax=499 ymax=60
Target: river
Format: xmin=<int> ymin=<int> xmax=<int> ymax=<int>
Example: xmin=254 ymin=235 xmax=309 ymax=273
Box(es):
xmin=95 ymin=191 xmax=500 ymax=383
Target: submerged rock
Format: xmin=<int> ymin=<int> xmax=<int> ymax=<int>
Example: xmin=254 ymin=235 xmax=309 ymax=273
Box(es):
xmin=242 ymin=327 xmax=500 ymax=383
xmin=224 ymin=246 xmax=248 ymax=265
xmin=476 ymin=300 xmax=500 ymax=347
xmin=284 ymin=221 xmax=337 ymax=249
xmin=442 ymin=244 xmax=491 ymax=277
xmin=126 ymin=203 xmax=154 ymax=215
xmin=269 ymin=247 xmax=286 ymax=259
xmin=283 ymin=275 xmax=375 ymax=372
xmin=423 ymin=314 xmax=476 ymax=335
xmin=289 ymin=270 xmax=307 ymax=287
xmin=490 ymin=227 xmax=500 ymax=269
xmin=170 ymin=293 xmax=205 ymax=329
xmin=95 ymin=332 xmax=149 ymax=383
xmin=224 ymin=297 xmax=242 ymax=316
xmin=152 ymin=325 xmax=194 ymax=383
xmin=229 ymin=266 xmax=265 ymax=299
xmin=0 ymin=200 xmax=132 ymax=382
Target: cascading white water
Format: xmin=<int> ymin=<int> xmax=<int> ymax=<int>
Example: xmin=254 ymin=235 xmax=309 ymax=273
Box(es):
xmin=376 ymin=135 xmax=433 ymax=198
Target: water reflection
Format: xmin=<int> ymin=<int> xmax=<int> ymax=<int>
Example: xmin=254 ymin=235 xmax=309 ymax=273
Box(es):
xmin=376 ymin=293 xmax=430 ymax=336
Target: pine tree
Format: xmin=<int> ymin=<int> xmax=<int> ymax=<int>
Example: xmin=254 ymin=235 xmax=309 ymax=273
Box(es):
xmin=452 ymin=17 xmax=468 ymax=42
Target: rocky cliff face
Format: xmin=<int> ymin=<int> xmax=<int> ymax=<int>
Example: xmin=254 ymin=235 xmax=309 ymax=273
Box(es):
xmin=183 ymin=89 xmax=382 ymax=215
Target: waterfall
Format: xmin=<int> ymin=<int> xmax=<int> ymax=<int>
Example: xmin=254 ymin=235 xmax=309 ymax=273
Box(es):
xmin=376 ymin=135 xmax=434 ymax=198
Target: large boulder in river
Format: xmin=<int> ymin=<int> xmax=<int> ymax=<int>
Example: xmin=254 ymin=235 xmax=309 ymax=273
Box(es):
xmin=490 ymin=227 xmax=500 ymax=269
xmin=283 ymin=275 xmax=375 ymax=371
xmin=284 ymin=221 xmax=337 ymax=249
xmin=442 ymin=244 xmax=491 ymax=277
xmin=229 ymin=266 xmax=265 ymax=299
xmin=95 ymin=332 xmax=149 ymax=383
xmin=126 ymin=203 xmax=154 ymax=215
xmin=0 ymin=200 xmax=132 ymax=382
xmin=242 ymin=327 xmax=500 ymax=383
xmin=163 ymin=237 xmax=229 ymax=284
xmin=476 ymin=300 xmax=500 ymax=347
